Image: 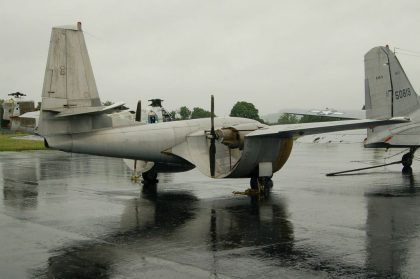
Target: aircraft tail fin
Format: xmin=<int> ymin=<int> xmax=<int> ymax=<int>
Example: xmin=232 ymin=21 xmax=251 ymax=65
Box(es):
xmin=364 ymin=46 xmax=420 ymax=119
xmin=39 ymin=23 xmax=104 ymax=136
xmin=41 ymin=22 xmax=101 ymax=111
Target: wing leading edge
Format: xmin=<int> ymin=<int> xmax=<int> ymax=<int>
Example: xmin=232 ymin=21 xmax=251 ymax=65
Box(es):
xmin=247 ymin=118 xmax=409 ymax=139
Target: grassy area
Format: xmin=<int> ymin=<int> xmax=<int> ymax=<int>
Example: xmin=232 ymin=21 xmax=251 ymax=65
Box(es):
xmin=0 ymin=131 xmax=46 ymax=151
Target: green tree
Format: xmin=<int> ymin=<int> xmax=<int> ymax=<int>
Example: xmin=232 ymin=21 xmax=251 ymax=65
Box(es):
xmin=277 ymin=113 xmax=299 ymax=124
xmin=190 ymin=107 xmax=211 ymax=119
xmin=230 ymin=101 xmax=261 ymax=121
xmin=179 ymin=106 xmax=191 ymax=120
xmin=169 ymin=110 xmax=177 ymax=120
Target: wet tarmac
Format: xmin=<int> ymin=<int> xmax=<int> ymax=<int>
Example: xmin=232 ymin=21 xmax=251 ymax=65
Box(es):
xmin=1 ymin=143 xmax=420 ymax=278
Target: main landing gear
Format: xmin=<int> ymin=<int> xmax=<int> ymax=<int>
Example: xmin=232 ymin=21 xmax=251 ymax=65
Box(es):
xmin=402 ymin=147 xmax=417 ymax=174
xmin=233 ymin=176 xmax=273 ymax=200
xmin=251 ymin=176 xmax=273 ymax=199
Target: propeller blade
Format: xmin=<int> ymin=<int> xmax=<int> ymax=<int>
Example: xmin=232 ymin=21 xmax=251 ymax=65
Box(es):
xmin=211 ymin=95 xmax=214 ymax=134
xmin=210 ymin=138 xmax=216 ymax=177
xmin=210 ymin=95 xmax=216 ymax=177
xmin=135 ymin=100 xmax=141 ymax=122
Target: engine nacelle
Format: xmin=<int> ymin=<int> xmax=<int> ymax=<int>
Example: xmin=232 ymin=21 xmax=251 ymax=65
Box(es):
xmin=216 ymin=128 xmax=244 ymax=149
xmin=224 ymin=136 xmax=293 ymax=178
xmin=172 ymin=124 xmax=294 ymax=178
xmin=215 ymin=123 xmax=263 ymax=149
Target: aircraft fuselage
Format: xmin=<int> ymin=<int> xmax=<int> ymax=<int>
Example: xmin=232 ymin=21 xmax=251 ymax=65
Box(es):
xmin=46 ymin=117 xmax=257 ymax=164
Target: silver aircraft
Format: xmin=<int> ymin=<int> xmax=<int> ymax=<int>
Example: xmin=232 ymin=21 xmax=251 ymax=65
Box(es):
xmin=37 ymin=23 xmax=407 ymax=196
xmin=299 ymin=46 xmax=420 ymax=171
xmin=364 ymin=45 xmax=420 ymax=170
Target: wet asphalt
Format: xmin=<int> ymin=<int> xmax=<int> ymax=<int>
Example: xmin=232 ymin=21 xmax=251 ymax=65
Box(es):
xmin=1 ymin=142 xmax=420 ymax=278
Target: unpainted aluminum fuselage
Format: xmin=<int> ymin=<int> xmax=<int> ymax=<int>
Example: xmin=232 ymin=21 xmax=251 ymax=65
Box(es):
xmin=46 ymin=116 xmax=258 ymax=164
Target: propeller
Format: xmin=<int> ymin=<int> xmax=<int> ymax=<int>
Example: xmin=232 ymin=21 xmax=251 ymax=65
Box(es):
xmin=135 ymin=100 xmax=141 ymax=122
xmin=209 ymin=95 xmax=216 ymax=177
xmin=134 ymin=100 xmax=142 ymax=175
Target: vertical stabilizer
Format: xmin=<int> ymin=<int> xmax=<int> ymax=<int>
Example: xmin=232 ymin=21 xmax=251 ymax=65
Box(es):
xmin=41 ymin=23 xmax=101 ymax=111
xmin=365 ymin=46 xmax=419 ymax=119
xmin=39 ymin=23 xmax=105 ymax=138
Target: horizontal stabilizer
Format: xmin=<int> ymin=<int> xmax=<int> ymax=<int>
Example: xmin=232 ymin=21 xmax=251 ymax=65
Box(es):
xmin=247 ymin=118 xmax=409 ymax=138
xmin=19 ymin=111 xmax=40 ymax=119
xmin=53 ymin=102 xmax=127 ymax=117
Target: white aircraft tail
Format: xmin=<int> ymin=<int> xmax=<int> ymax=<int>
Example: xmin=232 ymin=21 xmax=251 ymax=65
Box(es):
xmin=38 ymin=23 xmax=105 ymax=137
xmin=41 ymin=22 xmax=101 ymax=111
xmin=364 ymin=46 xmax=420 ymax=119
xmin=364 ymin=46 xmax=420 ymax=147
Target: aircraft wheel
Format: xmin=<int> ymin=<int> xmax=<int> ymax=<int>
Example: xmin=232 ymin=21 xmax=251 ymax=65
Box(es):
xmin=249 ymin=176 xmax=272 ymax=199
xmin=402 ymin=153 xmax=413 ymax=168
xmin=250 ymin=176 xmax=258 ymax=190
xmin=142 ymin=169 xmax=158 ymax=184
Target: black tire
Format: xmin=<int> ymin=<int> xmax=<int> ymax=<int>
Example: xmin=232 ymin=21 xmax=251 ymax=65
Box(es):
xmin=142 ymin=169 xmax=158 ymax=184
xmin=250 ymin=176 xmax=258 ymax=190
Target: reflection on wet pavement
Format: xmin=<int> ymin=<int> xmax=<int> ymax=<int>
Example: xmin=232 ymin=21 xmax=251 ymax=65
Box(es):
xmin=1 ymin=143 xmax=420 ymax=278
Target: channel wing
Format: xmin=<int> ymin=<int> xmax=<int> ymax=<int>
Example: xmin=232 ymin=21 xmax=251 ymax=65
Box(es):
xmin=247 ymin=118 xmax=409 ymax=138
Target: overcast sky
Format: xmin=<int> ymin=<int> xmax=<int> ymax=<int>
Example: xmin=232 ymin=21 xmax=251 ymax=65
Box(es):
xmin=1 ymin=0 xmax=420 ymax=116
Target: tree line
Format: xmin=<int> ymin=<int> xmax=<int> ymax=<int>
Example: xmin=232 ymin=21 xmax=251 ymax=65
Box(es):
xmin=276 ymin=113 xmax=339 ymax=124
xmin=170 ymin=101 xmax=338 ymax=124
xmin=169 ymin=101 xmax=264 ymax=122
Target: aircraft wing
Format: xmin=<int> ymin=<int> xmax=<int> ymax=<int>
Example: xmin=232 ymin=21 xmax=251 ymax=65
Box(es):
xmin=247 ymin=118 xmax=409 ymax=138
xmin=280 ymin=109 xmax=365 ymax=119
